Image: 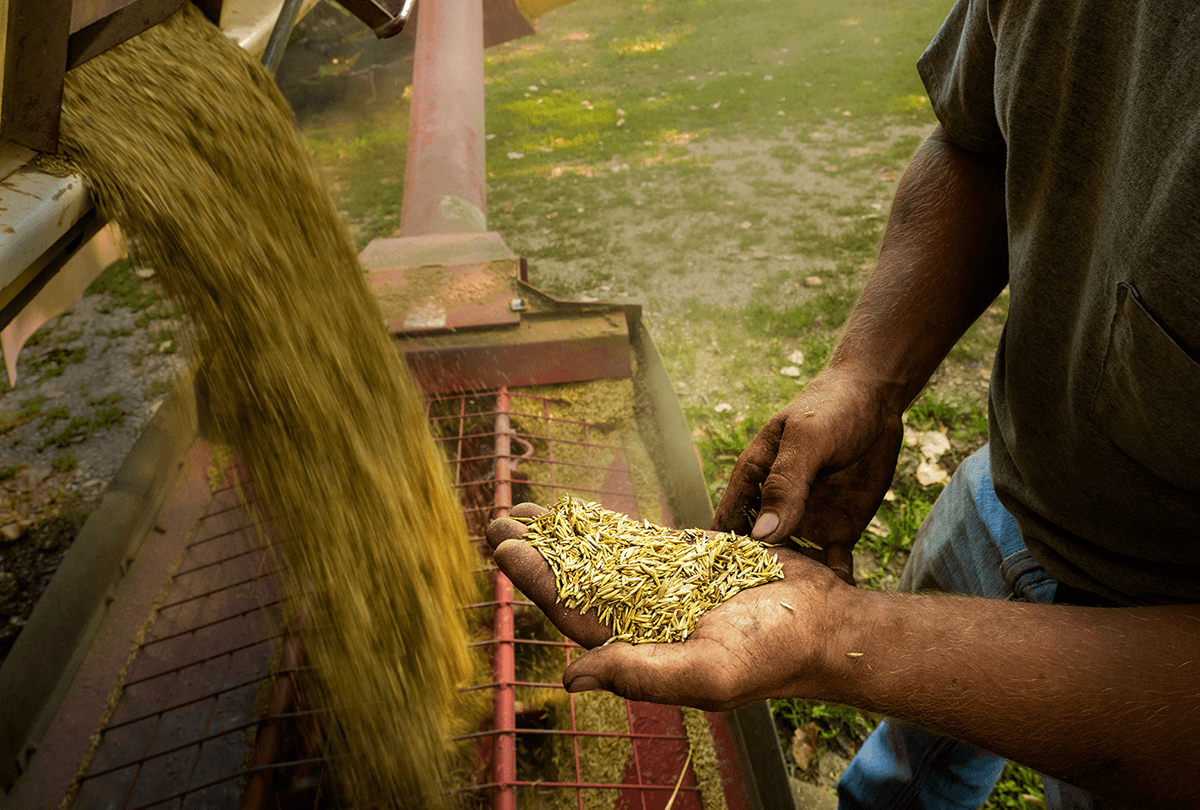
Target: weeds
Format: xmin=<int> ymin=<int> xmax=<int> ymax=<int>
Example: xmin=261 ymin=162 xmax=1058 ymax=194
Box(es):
xmin=907 ymin=390 xmax=959 ymax=427
xmin=147 ymin=379 xmax=173 ymax=397
xmin=769 ymin=697 xmax=876 ymax=774
xmin=87 ymin=257 xmax=163 ymax=312
xmin=51 ymin=454 xmax=78 ymax=473
xmin=44 ymin=416 xmax=94 ymax=449
xmin=39 ymin=405 xmax=71 ymax=428
xmin=985 ymin=763 xmax=1046 ymax=809
xmin=93 ymin=406 xmax=125 ymax=430
xmin=26 ymin=345 xmax=88 ymax=380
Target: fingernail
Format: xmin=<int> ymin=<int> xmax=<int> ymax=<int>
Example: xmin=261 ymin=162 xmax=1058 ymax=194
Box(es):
xmin=566 ymin=676 xmax=601 ymax=693
xmin=751 ymin=512 xmax=779 ymax=539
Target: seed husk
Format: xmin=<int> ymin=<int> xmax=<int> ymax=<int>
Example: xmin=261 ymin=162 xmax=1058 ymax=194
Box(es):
xmin=518 ymin=497 xmax=784 ymax=644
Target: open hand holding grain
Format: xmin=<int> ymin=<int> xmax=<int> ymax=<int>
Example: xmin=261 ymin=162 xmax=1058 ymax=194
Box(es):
xmin=486 ymin=501 xmax=855 ymax=711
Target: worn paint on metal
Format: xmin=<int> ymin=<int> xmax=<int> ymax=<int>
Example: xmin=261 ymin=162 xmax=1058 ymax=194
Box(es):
xmin=399 ymin=0 xmax=487 ymax=236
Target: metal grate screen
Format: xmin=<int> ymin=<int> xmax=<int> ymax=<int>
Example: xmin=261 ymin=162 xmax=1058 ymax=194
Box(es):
xmin=66 ymin=387 xmax=736 ymax=809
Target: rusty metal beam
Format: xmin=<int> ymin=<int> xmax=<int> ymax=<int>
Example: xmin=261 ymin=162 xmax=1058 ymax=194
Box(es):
xmin=1 ymin=0 xmax=223 ymax=152
xmin=3 ymin=0 xmax=72 ymax=152
xmin=67 ymin=0 xmax=187 ymax=69
xmin=399 ymin=0 xmax=487 ymax=236
xmin=483 ymin=0 xmax=534 ymax=48
xmin=399 ymin=310 xmax=633 ymax=394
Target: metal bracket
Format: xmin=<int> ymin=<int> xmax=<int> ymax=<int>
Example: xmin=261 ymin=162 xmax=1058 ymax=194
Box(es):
xmin=329 ymin=0 xmax=416 ymax=39
xmin=1 ymin=0 xmax=224 ymax=153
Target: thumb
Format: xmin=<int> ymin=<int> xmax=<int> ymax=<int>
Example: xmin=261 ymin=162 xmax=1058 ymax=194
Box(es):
xmin=563 ymin=639 xmax=740 ymax=711
xmin=752 ymin=452 xmax=822 ymax=545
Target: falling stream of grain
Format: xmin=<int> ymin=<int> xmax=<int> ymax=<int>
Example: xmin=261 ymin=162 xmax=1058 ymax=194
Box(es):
xmin=59 ymin=6 xmax=477 ymax=805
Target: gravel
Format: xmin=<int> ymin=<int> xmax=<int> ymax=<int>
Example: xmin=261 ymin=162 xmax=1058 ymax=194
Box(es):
xmin=0 ymin=272 xmax=186 ymax=660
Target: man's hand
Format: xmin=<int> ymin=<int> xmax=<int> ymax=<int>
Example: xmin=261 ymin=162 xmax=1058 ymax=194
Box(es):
xmin=486 ymin=504 xmax=850 ymax=711
xmin=712 ymin=369 xmax=903 ymax=584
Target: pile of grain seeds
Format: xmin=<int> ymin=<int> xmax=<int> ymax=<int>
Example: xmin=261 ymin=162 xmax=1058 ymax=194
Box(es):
xmin=517 ymin=496 xmax=784 ymax=644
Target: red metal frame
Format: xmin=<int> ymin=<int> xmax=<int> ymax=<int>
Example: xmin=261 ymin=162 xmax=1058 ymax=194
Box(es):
xmin=429 ymin=388 xmax=754 ymax=810
xmin=61 ymin=387 xmax=752 ymax=808
xmin=399 ymin=0 xmax=488 ymax=236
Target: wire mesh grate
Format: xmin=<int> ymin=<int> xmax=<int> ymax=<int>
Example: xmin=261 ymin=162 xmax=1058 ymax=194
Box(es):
xmin=69 ymin=386 xmax=718 ymax=809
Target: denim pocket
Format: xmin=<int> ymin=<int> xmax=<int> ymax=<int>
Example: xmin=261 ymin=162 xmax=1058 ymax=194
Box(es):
xmin=1091 ymin=282 xmax=1200 ymax=494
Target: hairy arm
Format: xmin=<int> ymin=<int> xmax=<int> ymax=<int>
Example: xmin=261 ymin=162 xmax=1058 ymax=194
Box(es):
xmin=817 ymin=588 xmax=1200 ymax=808
xmin=715 ymin=124 xmax=1010 ymax=559
xmin=829 ymin=123 xmax=1010 ymax=414
xmin=534 ymin=545 xmax=1200 ymax=809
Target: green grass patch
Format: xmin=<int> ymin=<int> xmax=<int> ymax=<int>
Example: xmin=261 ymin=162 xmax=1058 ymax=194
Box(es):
xmin=1 ymin=395 xmax=45 ymax=434
xmin=45 ymin=416 xmax=94 ymax=449
xmin=302 ymin=0 xmax=951 ymax=246
xmin=93 ymin=405 xmax=125 ymax=430
xmin=86 ymin=258 xmax=162 ymax=312
xmin=906 ymin=390 xmax=959 ymax=428
xmin=147 ymin=379 xmax=173 ymax=397
xmin=741 ymin=290 xmax=855 ymax=340
xmin=39 ymin=405 xmax=70 ymax=428
xmin=25 ymin=345 xmax=88 ymax=380
xmin=985 ymin=762 xmax=1045 ymax=809
xmin=51 ymin=454 xmax=78 ymax=473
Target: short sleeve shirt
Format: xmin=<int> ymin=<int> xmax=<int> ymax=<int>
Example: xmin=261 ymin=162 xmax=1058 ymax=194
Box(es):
xmin=918 ymin=0 xmax=1200 ymax=604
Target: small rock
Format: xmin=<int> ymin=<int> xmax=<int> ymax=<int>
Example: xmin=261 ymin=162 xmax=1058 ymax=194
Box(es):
xmin=714 ymin=402 xmax=733 ymax=413
xmin=916 ymin=461 xmax=949 ymax=487
xmin=0 ymin=524 xmax=21 ymax=542
xmin=906 ymin=428 xmax=951 ymax=461
xmin=804 ymin=276 xmax=823 ymax=287
xmin=134 ymin=266 xmax=156 ymax=279
xmin=787 ymin=349 xmax=805 ymax=366
xmin=158 ymin=340 xmax=173 ymax=353
xmin=791 ymin=723 xmax=819 ymax=771
xmin=780 ymin=366 xmax=802 ymax=378
xmin=790 ymin=777 xmax=838 ymax=810
xmin=17 ymin=464 xmax=52 ymax=491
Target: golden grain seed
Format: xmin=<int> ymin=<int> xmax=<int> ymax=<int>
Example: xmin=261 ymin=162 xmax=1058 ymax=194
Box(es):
xmin=523 ymin=497 xmax=784 ymax=644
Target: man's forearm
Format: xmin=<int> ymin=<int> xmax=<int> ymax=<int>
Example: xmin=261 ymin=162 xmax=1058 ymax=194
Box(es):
xmin=831 ymin=124 xmax=1009 ymax=415
xmin=820 ymin=588 xmax=1200 ymax=807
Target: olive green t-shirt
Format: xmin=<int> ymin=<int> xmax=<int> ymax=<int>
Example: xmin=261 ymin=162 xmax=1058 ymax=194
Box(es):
xmin=919 ymin=0 xmax=1200 ymax=605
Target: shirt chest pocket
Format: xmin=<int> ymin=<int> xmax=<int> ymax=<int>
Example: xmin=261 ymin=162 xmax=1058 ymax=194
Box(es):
xmin=1091 ymin=282 xmax=1200 ymax=495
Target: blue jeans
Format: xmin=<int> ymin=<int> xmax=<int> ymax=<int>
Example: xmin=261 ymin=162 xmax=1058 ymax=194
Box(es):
xmin=836 ymin=445 xmax=1100 ymax=810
